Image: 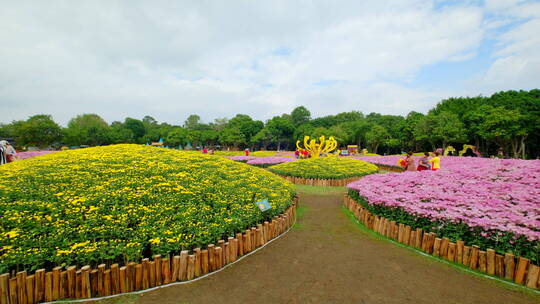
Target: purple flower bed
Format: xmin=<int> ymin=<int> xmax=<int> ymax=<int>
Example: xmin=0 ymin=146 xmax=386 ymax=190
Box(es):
xmin=227 ymin=155 xmax=256 ymax=162
xmin=347 ymin=156 xmax=420 ymax=168
xmin=16 ymin=151 xmax=57 ymax=160
xmin=246 ymin=156 xmax=297 ymax=167
xmin=274 ymin=152 xmax=296 ymax=157
xmin=347 ymin=157 xmax=540 ymax=262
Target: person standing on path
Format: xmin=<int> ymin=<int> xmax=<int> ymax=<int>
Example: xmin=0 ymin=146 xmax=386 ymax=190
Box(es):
xmin=405 ymin=152 xmax=416 ymax=171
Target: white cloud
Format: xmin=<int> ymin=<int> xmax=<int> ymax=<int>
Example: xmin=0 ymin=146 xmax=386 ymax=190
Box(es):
xmin=0 ymin=0 xmax=535 ymax=125
xmin=469 ymin=1 xmax=540 ymax=93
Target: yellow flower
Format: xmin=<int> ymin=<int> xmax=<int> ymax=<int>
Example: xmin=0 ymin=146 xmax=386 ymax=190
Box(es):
xmin=4 ymin=230 xmax=19 ymax=238
xmin=149 ymin=238 xmax=161 ymax=244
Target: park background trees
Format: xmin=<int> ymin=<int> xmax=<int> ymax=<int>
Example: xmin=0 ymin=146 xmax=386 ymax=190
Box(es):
xmin=1 ymin=89 xmax=538 ymax=158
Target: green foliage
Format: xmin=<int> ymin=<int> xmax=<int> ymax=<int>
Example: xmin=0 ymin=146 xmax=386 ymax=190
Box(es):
xmin=219 ymin=127 xmax=246 ymax=147
xmin=165 ymin=128 xmax=190 ymax=146
xmin=430 ymin=111 xmax=467 ymax=148
xmin=290 ymin=106 xmax=311 ymax=126
xmin=365 ymin=125 xmax=390 ymax=154
xmin=265 ymin=116 xmax=294 ymax=150
xmin=17 ymin=115 xmax=63 ymax=147
xmin=0 ymin=145 xmax=295 ymax=272
xmin=109 ymin=122 xmax=134 ymax=144
xmin=64 ymin=114 xmax=110 ymax=146
xmin=227 ymin=114 xmax=263 ymax=146
xmin=184 ymin=114 xmax=202 ymax=130
xmin=268 ymin=157 xmax=378 ymax=179
xmin=2 ymin=90 xmax=538 ymax=157
xmin=123 ymin=118 xmax=145 ymax=142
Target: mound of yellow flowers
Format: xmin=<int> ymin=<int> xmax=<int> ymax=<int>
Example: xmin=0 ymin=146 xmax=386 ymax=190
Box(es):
xmin=0 ymin=144 xmax=295 ymax=273
xmin=268 ymin=157 xmax=378 ymax=179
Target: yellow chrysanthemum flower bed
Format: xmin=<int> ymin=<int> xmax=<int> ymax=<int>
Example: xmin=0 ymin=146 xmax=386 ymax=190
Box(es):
xmin=268 ymin=157 xmax=379 ymax=180
xmin=0 ymin=144 xmax=295 ymax=273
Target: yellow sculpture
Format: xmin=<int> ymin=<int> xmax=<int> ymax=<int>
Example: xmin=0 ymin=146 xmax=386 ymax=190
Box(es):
xmin=459 ymin=144 xmax=477 ymax=156
xmin=444 ymin=145 xmax=456 ymax=156
xmin=296 ymin=136 xmax=338 ymax=158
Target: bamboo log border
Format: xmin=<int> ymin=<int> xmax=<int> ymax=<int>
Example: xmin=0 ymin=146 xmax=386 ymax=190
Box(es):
xmin=277 ymin=175 xmax=366 ymax=187
xmin=0 ymin=199 xmax=298 ymax=304
xmin=343 ymin=195 xmax=540 ymax=290
xmin=374 ymin=164 xmax=405 ymax=172
xmin=276 ymin=164 xmax=403 ymax=187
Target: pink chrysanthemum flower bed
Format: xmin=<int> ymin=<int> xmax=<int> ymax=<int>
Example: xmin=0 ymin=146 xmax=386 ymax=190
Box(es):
xmin=16 ymin=151 xmax=57 ymax=160
xmin=347 ymin=157 xmax=540 ymax=263
xmin=246 ymin=157 xmax=297 ymax=167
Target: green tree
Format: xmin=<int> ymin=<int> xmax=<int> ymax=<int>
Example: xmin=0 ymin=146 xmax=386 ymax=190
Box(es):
xmin=309 ymin=126 xmax=348 ymax=146
xmin=338 ymin=120 xmax=370 ymax=147
xmin=251 ymin=128 xmax=274 ymax=150
xmin=290 ymin=106 xmax=311 ymax=126
xmin=109 ymin=122 xmax=134 ymax=143
xmin=124 ymin=118 xmax=145 ymax=142
xmin=184 ymin=114 xmax=202 ymax=130
xmin=142 ymin=116 xmax=158 ymax=127
xmin=200 ymin=129 xmax=219 ymax=147
xmin=227 ymin=114 xmax=263 ymax=145
xmin=220 ymin=127 xmax=245 ymax=148
xmin=431 ymin=111 xmax=466 ymax=150
xmin=211 ymin=118 xmax=229 ymax=131
xmin=0 ymin=120 xmax=25 ymax=145
xmin=64 ymin=114 xmax=110 ymax=146
xmin=18 ymin=115 xmax=63 ymax=147
xmin=166 ymin=128 xmax=190 ymax=146
xmin=365 ymin=125 xmax=390 ymax=154
xmin=293 ymin=124 xmax=315 ymax=143
xmin=266 ymin=116 xmax=294 ymax=150
xmin=400 ymin=112 xmax=425 ymax=151
xmin=470 ymin=105 xmax=527 ymax=158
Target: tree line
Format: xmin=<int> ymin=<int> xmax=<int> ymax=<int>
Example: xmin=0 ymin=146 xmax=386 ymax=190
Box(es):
xmin=1 ymin=89 xmax=538 ymax=158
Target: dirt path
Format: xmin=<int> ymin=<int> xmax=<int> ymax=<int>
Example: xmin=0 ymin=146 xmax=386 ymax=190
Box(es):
xmin=101 ymin=191 xmax=539 ymax=304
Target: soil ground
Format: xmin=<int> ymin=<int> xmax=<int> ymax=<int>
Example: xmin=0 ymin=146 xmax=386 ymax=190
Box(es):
xmin=99 ymin=187 xmax=539 ymax=304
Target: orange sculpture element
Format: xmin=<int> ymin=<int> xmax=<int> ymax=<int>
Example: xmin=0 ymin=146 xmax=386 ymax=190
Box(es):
xmin=296 ymin=136 xmax=338 ymax=158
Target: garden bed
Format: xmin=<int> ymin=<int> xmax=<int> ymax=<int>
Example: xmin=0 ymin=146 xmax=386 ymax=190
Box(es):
xmin=277 ymin=175 xmax=364 ymax=187
xmin=0 ymin=144 xmax=295 ymax=273
xmin=0 ymin=144 xmax=298 ymax=302
xmin=344 ymin=195 xmax=539 ymax=289
xmin=345 ymin=156 xmax=540 ymax=290
xmin=0 ymin=200 xmax=297 ymax=303
xmin=347 ymin=158 xmax=540 ymax=263
xmin=268 ymin=157 xmax=378 ymax=181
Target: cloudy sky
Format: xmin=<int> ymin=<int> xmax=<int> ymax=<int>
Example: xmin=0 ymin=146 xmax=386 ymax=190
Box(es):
xmin=1 ymin=0 xmax=539 ymax=126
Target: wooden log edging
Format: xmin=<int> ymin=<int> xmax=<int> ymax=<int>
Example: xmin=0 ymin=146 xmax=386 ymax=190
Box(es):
xmin=278 ymin=175 xmax=365 ymax=187
xmin=343 ymin=195 xmax=540 ymax=290
xmin=374 ymin=164 xmax=405 ymax=172
xmin=0 ymin=198 xmax=298 ymax=304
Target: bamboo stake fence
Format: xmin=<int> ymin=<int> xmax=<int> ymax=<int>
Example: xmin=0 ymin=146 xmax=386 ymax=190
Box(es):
xmin=277 ymin=175 xmax=366 ymax=187
xmin=343 ymin=195 xmax=540 ymax=290
xmin=374 ymin=164 xmax=405 ymax=172
xmin=0 ymin=199 xmax=298 ymax=304
xmin=276 ymin=164 xmax=403 ymax=187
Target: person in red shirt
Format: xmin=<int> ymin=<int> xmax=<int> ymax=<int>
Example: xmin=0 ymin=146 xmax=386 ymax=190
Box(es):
xmin=244 ymin=148 xmax=249 ymax=156
xmin=417 ymin=152 xmax=430 ymax=171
